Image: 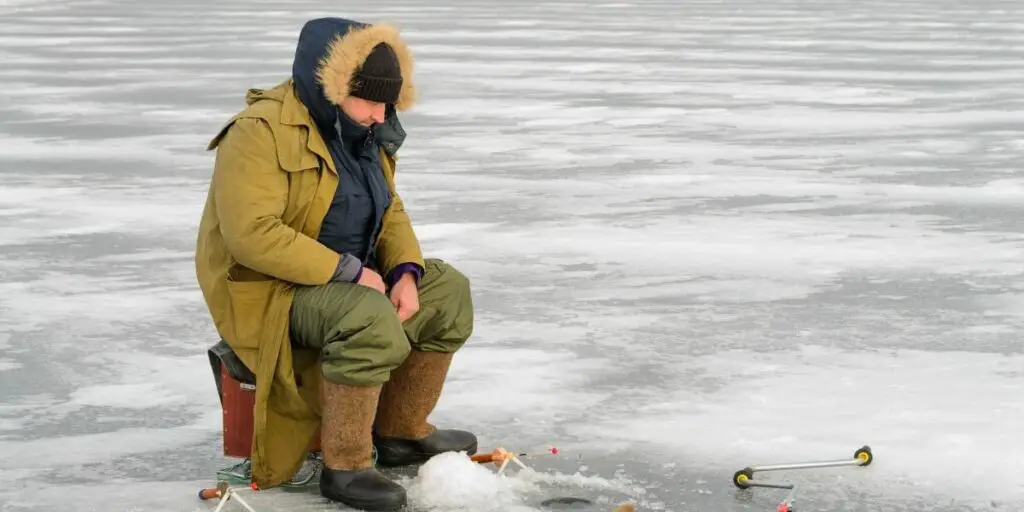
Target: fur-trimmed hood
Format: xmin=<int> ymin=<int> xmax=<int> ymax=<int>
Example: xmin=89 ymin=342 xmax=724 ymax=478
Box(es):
xmin=292 ymin=17 xmax=416 ymax=134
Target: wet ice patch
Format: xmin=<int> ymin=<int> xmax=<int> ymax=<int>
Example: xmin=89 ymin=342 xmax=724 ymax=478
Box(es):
xmin=67 ymin=382 xmax=185 ymax=409
xmin=0 ymin=181 xmax=206 ymax=247
xmin=463 ymin=212 xmax=1022 ymax=292
xmin=0 ymin=409 xmax=220 ymax=470
xmin=90 ymin=249 xmax=194 ymax=263
xmin=0 ymin=358 xmax=22 ymax=371
xmin=0 ymin=0 xmax=47 ymax=12
xmin=0 ymin=135 xmax=208 ymax=165
xmin=412 ymin=222 xmax=497 ymax=238
xmin=0 ymin=417 xmax=22 ymax=431
xmin=0 ymin=479 xmax=216 ymax=512
xmin=0 ymin=273 xmax=199 ymax=333
xmin=4 ymin=99 xmax=230 ymax=126
xmin=437 ymin=345 xmax=609 ymax=428
xmin=974 ymin=292 xmax=1024 ymax=318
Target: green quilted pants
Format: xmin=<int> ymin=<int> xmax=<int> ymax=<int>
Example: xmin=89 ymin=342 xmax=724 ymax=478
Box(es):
xmin=289 ymin=258 xmax=474 ymax=386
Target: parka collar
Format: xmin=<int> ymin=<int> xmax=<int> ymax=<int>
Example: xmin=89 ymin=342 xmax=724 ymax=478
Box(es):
xmin=280 ymin=82 xmax=337 ymax=175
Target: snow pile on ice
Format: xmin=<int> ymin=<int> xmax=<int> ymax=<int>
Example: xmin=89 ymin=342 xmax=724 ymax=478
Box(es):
xmin=402 ymin=451 xmax=637 ymax=511
xmin=404 ymin=451 xmax=539 ymax=511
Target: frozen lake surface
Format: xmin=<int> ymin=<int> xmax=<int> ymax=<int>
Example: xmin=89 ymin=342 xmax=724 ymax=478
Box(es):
xmin=1 ymin=0 xmax=1023 ymax=510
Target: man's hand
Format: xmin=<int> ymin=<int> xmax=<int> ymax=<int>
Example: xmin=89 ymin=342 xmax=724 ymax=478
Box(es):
xmin=356 ymin=267 xmax=386 ymax=294
xmin=389 ymin=272 xmax=420 ymax=322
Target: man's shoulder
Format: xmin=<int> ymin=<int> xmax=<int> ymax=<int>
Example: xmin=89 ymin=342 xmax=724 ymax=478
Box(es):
xmin=207 ymin=81 xmax=303 ymax=151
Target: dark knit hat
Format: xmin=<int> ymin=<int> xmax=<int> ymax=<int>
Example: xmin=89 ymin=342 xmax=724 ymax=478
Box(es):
xmin=350 ymin=42 xmax=403 ymax=104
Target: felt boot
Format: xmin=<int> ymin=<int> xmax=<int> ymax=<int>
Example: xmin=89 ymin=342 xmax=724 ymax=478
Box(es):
xmin=373 ymin=350 xmax=478 ymax=466
xmin=319 ymin=380 xmax=407 ymax=511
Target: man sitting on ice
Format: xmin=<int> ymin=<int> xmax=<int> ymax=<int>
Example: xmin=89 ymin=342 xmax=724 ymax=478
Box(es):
xmin=194 ymin=16 xmax=477 ymax=511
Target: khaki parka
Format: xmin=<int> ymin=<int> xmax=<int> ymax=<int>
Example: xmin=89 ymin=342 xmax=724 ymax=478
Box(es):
xmin=194 ymin=22 xmax=422 ymax=488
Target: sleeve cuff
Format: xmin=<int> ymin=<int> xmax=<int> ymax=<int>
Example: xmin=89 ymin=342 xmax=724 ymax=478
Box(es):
xmin=330 ymin=253 xmax=363 ymax=283
xmin=386 ymin=262 xmax=423 ymax=287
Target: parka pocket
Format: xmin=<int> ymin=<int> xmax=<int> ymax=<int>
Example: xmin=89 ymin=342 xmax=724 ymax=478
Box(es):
xmin=224 ymin=276 xmax=280 ymax=350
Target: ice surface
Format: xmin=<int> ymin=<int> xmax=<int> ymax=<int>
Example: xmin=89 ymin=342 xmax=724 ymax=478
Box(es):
xmin=569 ymin=346 xmax=1024 ymax=501
xmin=2 ymin=0 xmax=1023 ymax=511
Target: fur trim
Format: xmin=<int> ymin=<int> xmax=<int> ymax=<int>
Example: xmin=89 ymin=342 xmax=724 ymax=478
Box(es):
xmin=316 ymin=23 xmax=416 ymax=111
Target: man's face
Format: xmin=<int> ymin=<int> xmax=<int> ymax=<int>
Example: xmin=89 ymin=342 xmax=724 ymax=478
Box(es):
xmin=340 ymin=96 xmax=386 ymax=127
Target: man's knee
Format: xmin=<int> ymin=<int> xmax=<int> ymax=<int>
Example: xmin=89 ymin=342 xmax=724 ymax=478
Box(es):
xmin=320 ymin=291 xmax=410 ymax=386
xmin=430 ymin=258 xmax=471 ymax=300
xmin=415 ymin=259 xmax=474 ymax=353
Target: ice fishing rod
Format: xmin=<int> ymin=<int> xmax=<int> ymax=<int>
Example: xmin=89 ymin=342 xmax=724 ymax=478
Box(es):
xmin=197 ymin=480 xmax=259 ymax=512
xmin=470 ymin=446 xmax=559 ymax=466
xmin=731 ymin=445 xmax=873 ymax=512
xmin=732 ymin=444 xmax=873 ymax=486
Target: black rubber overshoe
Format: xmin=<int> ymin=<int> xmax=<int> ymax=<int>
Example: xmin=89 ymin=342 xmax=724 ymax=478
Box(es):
xmin=320 ymin=467 xmax=407 ymax=511
xmin=374 ymin=428 xmax=478 ymax=467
